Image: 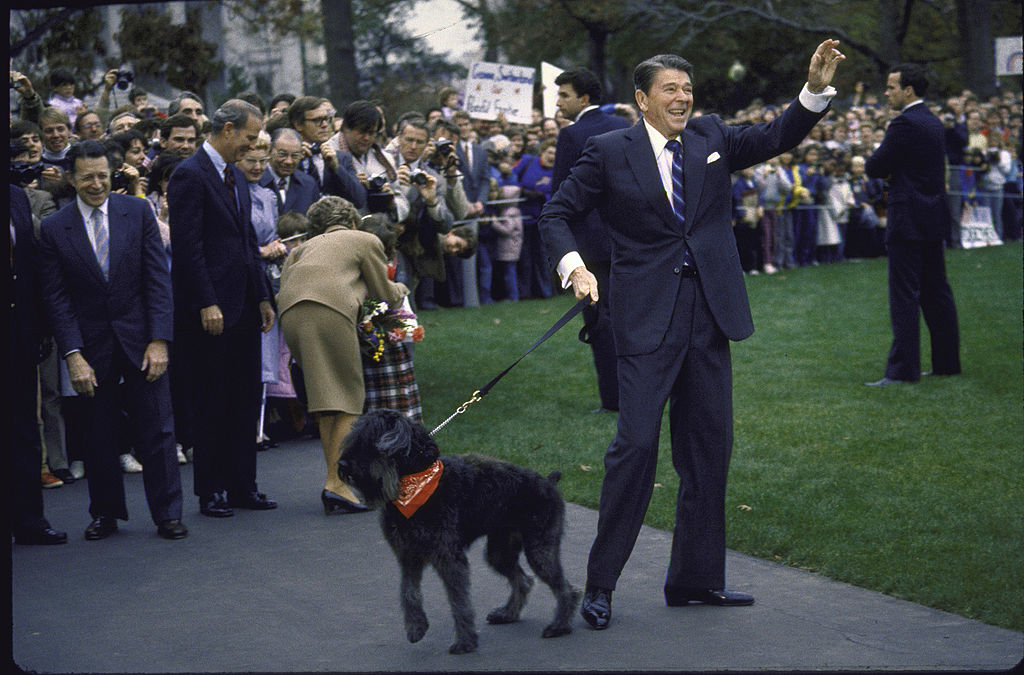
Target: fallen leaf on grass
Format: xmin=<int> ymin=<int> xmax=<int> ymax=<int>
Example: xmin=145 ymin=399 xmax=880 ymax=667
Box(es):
xmin=579 ymin=465 xmax=592 ymax=472
xmin=653 ymin=483 xmax=663 ymax=489
xmin=493 ymin=318 xmax=501 ymax=325
xmin=737 ymin=504 xmax=753 ymax=511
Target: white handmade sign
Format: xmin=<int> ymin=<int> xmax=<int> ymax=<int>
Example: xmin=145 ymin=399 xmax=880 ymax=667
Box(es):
xmin=463 ymin=61 xmax=536 ymax=125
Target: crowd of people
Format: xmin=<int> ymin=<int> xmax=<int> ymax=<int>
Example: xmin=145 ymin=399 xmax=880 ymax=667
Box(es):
xmin=8 ymin=60 xmax=1022 ymax=545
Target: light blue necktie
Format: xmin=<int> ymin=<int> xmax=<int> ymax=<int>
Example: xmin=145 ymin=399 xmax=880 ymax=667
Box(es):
xmin=91 ymin=208 xmax=109 ymax=279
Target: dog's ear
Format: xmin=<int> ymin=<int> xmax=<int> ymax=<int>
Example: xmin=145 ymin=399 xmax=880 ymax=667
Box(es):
xmin=376 ymin=412 xmax=412 ymax=460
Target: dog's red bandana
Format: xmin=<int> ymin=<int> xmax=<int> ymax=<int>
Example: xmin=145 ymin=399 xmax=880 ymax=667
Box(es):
xmin=393 ymin=460 xmax=444 ymax=518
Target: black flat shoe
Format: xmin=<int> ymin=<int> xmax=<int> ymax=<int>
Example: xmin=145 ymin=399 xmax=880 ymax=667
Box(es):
xmin=321 ymin=490 xmax=370 ymax=515
xmin=580 ymin=585 xmax=612 ymax=629
xmin=665 ymin=588 xmax=755 ymax=607
xmin=228 ymin=491 xmax=278 ymax=510
xmin=14 ymin=526 xmax=68 ymax=545
xmin=84 ymin=516 xmax=118 ymax=541
xmin=156 ymin=519 xmax=189 ymax=540
xmin=199 ymin=494 xmax=234 ymax=518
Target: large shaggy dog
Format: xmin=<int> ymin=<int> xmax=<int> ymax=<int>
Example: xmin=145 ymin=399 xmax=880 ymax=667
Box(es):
xmin=338 ymin=409 xmax=581 ymax=654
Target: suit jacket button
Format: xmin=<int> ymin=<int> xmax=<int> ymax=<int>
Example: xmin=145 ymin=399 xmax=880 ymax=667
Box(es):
xmin=673 ymin=267 xmax=680 ymax=274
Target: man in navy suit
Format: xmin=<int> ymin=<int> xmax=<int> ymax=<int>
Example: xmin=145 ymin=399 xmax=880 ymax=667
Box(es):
xmin=261 ymin=128 xmax=321 ymax=217
xmin=168 ymin=99 xmax=277 ymax=518
xmin=551 ymin=67 xmax=630 ymax=413
xmin=37 ymin=141 xmax=187 ymax=541
xmin=865 ymin=63 xmax=961 ymax=386
xmin=446 ymin=109 xmax=490 ymax=306
xmin=540 ymin=40 xmax=845 ymax=629
xmin=288 ymin=96 xmax=366 ymax=209
xmin=10 ymin=185 xmax=68 ymax=545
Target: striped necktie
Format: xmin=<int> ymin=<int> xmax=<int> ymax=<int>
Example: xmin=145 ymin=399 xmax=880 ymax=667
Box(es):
xmin=91 ymin=208 xmax=109 ymax=279
xmin=665 ymin=139 xmax=695 ymax=268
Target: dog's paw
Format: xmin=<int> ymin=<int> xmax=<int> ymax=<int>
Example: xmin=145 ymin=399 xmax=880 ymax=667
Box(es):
xmin=405 ymin=617 xmax=428 ymax=643
xmin=448 ymin=635 xmax=478 ymax=654
xmin=486 ymin=606 xmax=518 ymax=625
xmin=542 ymin=623 xmax=572 ymax=638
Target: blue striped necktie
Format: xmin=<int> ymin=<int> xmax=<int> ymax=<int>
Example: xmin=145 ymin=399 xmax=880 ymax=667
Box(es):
xmin=91 ymin=208 xmax=109 ymax=279
xmin=665 ymin=139 xmax=685 ymax=227
xmin=665 ymin=139 xmax=695 ymax=268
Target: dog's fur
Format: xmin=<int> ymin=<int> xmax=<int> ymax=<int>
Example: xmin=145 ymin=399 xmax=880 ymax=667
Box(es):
xmin=338 ymin=409 xmax=581 ymax=654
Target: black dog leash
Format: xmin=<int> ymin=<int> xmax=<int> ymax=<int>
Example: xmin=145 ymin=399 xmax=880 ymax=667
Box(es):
xmin=430 ymin=297 xmax=590 ymax=437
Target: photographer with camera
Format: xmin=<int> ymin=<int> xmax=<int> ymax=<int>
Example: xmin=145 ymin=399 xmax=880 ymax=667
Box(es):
xmin=288 ymin=96 xmax=367 ymax=210
xmin=329 ymin=99 xmax=405 ymax=218
xmin=10 ymin=70 xmax=44 ymax=124
xmin=95 ymin=68 xmax=135 ymax=129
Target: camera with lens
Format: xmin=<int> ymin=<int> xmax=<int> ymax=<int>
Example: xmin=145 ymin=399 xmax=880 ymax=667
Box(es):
xmin=435 ymin=139 xmax=454 ymax=158
xmin=366 ymin=173 xmax=395 ymax=214
xmin=115 ymin=70 xmax=134 ymax=90
xmin=10 ymin=160 xmax=44 ymax=187
xmin=111 ymin=168 xmax=132 ymax=192
xmin=410 ymin=169 xmax=430 ymax=186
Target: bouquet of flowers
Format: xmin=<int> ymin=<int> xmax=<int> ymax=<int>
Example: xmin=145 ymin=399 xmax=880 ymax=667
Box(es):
xmin=357 ymin=298 xmax=424 ymax=361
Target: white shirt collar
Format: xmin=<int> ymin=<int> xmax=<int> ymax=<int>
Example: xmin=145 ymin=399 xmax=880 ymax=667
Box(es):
xmin=76 ymin=196 xmax=108 ymax=224
xmin=573 ymin=104 xmax=600 ymax=123
xmin=901 ymin=99 xmax=924 ymax=113
xmin=203 ymin=140 xmax=228 ymax=175
xmin=642 ymin=118 xmax=679 ymax=159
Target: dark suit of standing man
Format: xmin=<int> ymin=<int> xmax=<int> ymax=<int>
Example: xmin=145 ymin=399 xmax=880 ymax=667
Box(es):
xmin=550 ymin=68 xmax=630 ymax=413
xmin=167 ymin=100 xmax=278 ymax=518
xmin=540 ymin=41 xmax=845 ymax=630
xmin=37 ymin=142 xmax=186 ymax=540
xmin=288 ymin=96 xmax=366 ymax=209
xmin=447 ymin=110 xmax=490 ymax=307
xmin=10 ymin=184 xmax=67 ymax=545
xmin=865 ymin=63 xmax=961 ymax=386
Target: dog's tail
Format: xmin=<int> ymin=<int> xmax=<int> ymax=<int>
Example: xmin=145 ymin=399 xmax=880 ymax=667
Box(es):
xmin=547 ymin=470 xmax=562 ymax=484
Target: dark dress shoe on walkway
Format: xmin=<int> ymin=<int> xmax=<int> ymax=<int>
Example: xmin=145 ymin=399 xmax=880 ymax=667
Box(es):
xmin=156 ymin=519 xmax=189 ymax=539
xmin=14 ymin=526 xmax=68 ymax=545
xmin=665 ymin=588 xmax=755 ymax=607
xmin=52 ymin=468 xmax=76 ymax=484
xmin=228 ymin=491 xmax=278 ymax=510
xmin=199 ymin=494 xmax=234 ymax=518
xmin=580 ymin=586 xmax=612 ymax=629
xmin=321 ymin=490 xmax=370 ymax=515
xmin=84 ymin=516 xmax=118 ymax=541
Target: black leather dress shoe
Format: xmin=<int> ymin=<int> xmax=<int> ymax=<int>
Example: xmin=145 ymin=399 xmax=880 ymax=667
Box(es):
xmin=199 ymin=494 xmax=234 ymax=518
xmin=84 ymin=516 xmax=118 ymax=541
xmin=665 ymin=588 xmax=755 ymax=607
xmin=228 ymin=491 xmax=278 ymax=510
xmin=580 ymin=586 xmax=612 ymax=629
xmin=14 ymin=526 xmax=68 ymax=545
xmin=156 ymin=519 xmax=189 ymax=539
xmin=321 ymin=490 xmax=370 ymax=515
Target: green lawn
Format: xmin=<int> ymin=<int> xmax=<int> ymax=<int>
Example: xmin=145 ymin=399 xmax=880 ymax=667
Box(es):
xmin=413 ymin=242 xmax=1023 ymax=632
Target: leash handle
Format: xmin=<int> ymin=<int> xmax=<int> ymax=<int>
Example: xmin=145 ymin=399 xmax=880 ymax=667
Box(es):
xmin=429 ymin=297 xmax=589 ymax=437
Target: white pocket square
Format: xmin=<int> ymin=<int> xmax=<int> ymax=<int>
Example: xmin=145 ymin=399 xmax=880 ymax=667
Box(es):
xmin=706 ymin=152 xmax=721 ymax=164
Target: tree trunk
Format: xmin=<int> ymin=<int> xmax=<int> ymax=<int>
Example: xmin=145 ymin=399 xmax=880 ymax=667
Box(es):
xmin=957 ymin=0 xmax=995 ymax=98
xmin=321 ymin=0 xmax=359 ymax=104
xmin=876 ymin=0 xmax=903 ymax=70
xmin=587 ymin=25 xmax=608 ymax=93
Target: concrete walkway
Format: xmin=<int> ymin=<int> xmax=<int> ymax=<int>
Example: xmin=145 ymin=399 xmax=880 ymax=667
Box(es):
xmin=11 ymin=437 xmax=1022 ymax=673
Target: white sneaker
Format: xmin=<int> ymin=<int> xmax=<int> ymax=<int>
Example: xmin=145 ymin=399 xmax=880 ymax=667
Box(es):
xmin=120 ymin=453 xmax=143 ymax=473
xmin=176 ymin=443 xmax=188 ymax=465
xmin=70 ymin=460 xmax=86 ymax=480
xmin=764 ymin=263 xmax=777 ymax=275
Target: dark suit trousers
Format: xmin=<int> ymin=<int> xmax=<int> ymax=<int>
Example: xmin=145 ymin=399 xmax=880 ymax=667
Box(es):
xmin=183 ymin=320 xmax=261 ymax=499
xmin=83 ymin=343 xmax=182 ymax=524
xmin=581 ymin=260 xmax=618 ymax=411
xmin=884 ymin=239 xmax=961 ymax=381
xmin=587 ymin=276 xmax=732 ymax=592
xmin=9 ymin=320 xmax=47 ymax=534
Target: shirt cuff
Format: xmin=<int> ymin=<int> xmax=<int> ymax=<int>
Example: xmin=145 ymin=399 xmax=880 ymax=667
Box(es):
xmin=799 ymin=83 xmax=837 ymax=113
xmin=556 ymin=251 xmax=586 ymax=289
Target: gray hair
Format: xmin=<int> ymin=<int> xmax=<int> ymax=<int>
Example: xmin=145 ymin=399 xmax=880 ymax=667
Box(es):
xmin=270 ymin=127 xmax=302 ymax=146
xmin=168 ymin=91 xmax=203 ymax=115
xmin=211 ymin=99 xmax=261 ymax=136
xmin=305 ymin=196 xmax=359 ymax=237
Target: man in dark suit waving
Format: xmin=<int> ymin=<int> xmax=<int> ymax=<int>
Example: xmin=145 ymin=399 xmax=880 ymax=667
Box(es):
xmin=550 ymin=67 xmax=629 ymax=413
xmin=168 ymin=99 xmax=277 ymax=518
xmin=540 ymin=40 xmax=845 ymax=630
xmin=865 ymin=63 xmax=960 ymax=386
xmin=38 ymin=141 xmax=186 ymax=541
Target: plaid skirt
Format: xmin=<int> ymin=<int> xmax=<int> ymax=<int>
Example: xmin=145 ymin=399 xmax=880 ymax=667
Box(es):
xmin=361 ymin=341 xmax=422 ymax=423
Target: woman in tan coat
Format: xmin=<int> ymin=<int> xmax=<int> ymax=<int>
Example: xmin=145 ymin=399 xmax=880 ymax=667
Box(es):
xmin=277 ymin=196 xmax=408 ymax=514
